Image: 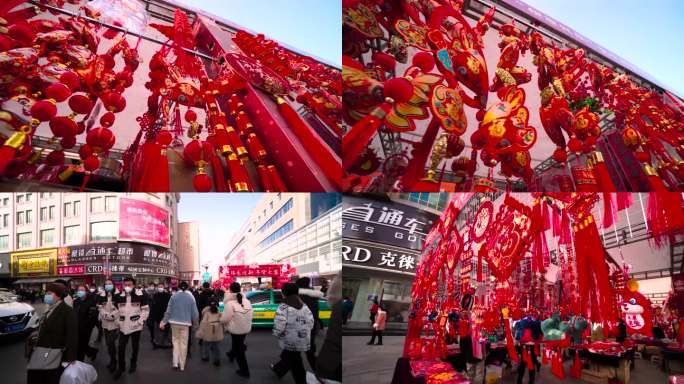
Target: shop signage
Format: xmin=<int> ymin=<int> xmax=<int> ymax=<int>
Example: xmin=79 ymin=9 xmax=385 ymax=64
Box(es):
xmin=342 ymin=242 xmax=419 ymax=274
xmin=57 ymin=264 xmax=85 ymax=276
xmin=56 ymin=242 xmax=178 ymax=277
xmin=118 ymin=198 xmax=170 ymax=247
xmin=11 ymin=249 xmax=57 ymax=277
xmin=219 ymin=264 xmax=287 ymax=278
xmin=342 ymin=196 xmax=438 ymax=251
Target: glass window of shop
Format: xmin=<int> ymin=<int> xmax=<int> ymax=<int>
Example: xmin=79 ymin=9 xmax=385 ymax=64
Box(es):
xmin=40 ymin=229 xmax=55 ymax=247
xmin=0 ymin=235 xmax=8 ymax=250
xmin=90 ymin=221 xmax=117 ymax=241
xmin=91 ymin=197 xmax=102 ymax=213
xmin=346 ymin=276 xmax=413 ymax=324
xmin=105 ymin=196 xmax=116 ymax=212
xmin=64 ymin=225 xmax=81 ymax=245
xmin=17 ymin=232 xmax=32 ymax=249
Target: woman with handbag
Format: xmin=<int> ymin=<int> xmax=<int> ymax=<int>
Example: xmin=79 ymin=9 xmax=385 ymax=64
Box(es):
xmin=27 ymin=282 xmax=78 ymax=384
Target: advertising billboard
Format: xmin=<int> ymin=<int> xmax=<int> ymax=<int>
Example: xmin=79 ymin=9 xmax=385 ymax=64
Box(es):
xmin=118 ymin=198 xmax=170 ymax=247
xmin=10 ymin=249 xmax=58 ymax=277
xmin=57 ymin=242 xmax=179 ymax=277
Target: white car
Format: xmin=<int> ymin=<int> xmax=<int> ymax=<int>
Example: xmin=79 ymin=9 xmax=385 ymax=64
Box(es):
xmin=0 ymin=295 xmax=40 ymax=337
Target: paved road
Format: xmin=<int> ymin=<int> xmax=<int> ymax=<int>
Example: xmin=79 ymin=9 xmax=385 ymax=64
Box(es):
xmin=342 ymin=335 xmax=671 ymax=383
xmin=1 ymin=303 xmax=324 ymax=384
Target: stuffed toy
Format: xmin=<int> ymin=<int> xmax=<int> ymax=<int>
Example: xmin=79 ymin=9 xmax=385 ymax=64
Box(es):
xmin=621 ymin=280 xmax=653 ymax=337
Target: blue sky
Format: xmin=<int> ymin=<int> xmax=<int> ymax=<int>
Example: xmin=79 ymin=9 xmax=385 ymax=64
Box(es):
xmin=176 ymin=0 xmax=341 ymax=67
xmin=522 ymin=0 xmax=684 ymax=97
xmin=177 ymin=193 xmax=263 ymax=271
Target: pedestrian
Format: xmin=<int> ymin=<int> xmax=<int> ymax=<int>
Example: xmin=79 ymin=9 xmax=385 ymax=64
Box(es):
xmin=296 ymin=276 xmax=324 ymax=370
xmin=271 ymin=283 xmax=314 ymax=384
xmin=161 ymin=281 xmax=199 ymax=371
xmin=151 ymin=282 xmax=172 ymax=348
xmin=146 ymin=283 xmax=157 ymax=347
xmin=73 ymin=284 xmax=99 ymax=361
xmin=55 ymin=279 xmax=74 ymax=307
xmin=617 ymin=317 xmax=627 ymax=343
xmin=113 ymin=277 xmax=149 ymax=379
xmin=369 ymin=297 xmax=379 ymax=324
xmin=197 ymin=298 xmax=224 ymax=366
xmin=88 ymin=285 xmax=103 ymax=343
xmin=221 ymin=282 xmax=253 ymax=377
xmin=26 ymin=282 xmax=78 ymax=384
xmin=367 ymin=303 xmax=386 ymax=345
xmin=198 ymin=282 xmax=215 ymax=316
xmin=97 ymin=278 xmax=120 ymax=373
xmin=315 ymin=275 xmax=342 ymax=383
xmin=342 ymin=296 xmax=354 ymax=325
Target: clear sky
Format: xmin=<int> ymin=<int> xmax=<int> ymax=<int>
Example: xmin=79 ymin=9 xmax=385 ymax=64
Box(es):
xmin=175 ymin=0 xmax=341 ymax=67
xmin=177 ymin=193 xmax=263 ymax=274
xmin=522 ymin=0 xmax=684 ymax=97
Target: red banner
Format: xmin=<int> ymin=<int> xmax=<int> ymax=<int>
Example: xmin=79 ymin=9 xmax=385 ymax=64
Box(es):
xmin=57 ymin=264 xmax=85 ymax=276
xmin=118 ymin=198 xmax=170 ymax=247
xmin=219 ymin=264 xmax=288 ymax=278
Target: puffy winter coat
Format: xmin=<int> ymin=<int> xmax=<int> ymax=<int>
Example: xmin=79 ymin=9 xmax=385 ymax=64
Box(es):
xmin=196 ymin=307 xmax=225 ymax=342
xmin=113 ymin=289 xmax=149 ymax=335
xmin=373 ymin=309 xmax=387 ymax=331
xmin=97 ymin=290 xmax=120 ymax=331
xmin=273 ymin=300 xmax=314 ymax=352
xmin=162 ymin=290 xmax=199 ymax=327
xmin=221 ymin=292 xmax=253 ymax=335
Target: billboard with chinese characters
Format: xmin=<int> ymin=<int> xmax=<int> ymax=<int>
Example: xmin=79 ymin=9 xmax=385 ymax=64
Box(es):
xmin=342 ymin=241 xmax=419 ymax=274
xmin=342 ymin=196 xmax=439 ymax=251
xmin=219 ymin=264 xmax=288 ymax=278
xmin=57 ymin=242 xmax=178 ymax=277
xmin=11 ymin=249 xmax=58 ymax=277
xmin=118 ymin=198 xmax=170 ymax=247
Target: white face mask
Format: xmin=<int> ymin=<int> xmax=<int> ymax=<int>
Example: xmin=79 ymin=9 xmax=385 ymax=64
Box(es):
xmin=158 ymin=287 xmax=165 ymax=292
xmin=124 ymin=286 xmax=133 ymax=293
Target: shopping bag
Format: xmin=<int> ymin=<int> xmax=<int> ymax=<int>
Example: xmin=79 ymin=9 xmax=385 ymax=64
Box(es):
xmin=59 ymin=361 xmax=98 ymax=384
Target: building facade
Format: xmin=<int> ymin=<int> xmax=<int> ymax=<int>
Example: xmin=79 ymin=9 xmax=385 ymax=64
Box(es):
xmin=177 ymin=221 xmax=200 ymax=284
xmin=224 ymin=193 xmax=342 ymax=283
xmin=0 ymin=193 xmax=180 ymax=288
xmin=342 ymin=194 xmax=443 ymax=330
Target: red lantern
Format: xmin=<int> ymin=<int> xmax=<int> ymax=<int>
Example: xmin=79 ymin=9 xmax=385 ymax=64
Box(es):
xmin=68 ymin=95 xmax=94 ymax=114
xmin=86 ymin=127 xmax=115 ymax=153
xmin=78 ymin=144 xmax=93 ymax=160
xmin=157 ymin=130 xmax=173 ymax=146
xmin=30 ymin=100 xmax=57 ymax=122
xmin=45 ymin=150 xmax=65 ymax=166
xmin=49 ymin=116 xmax=78 ymax=138
xmin=100 ymin=112 xmax=115 ymax=127
xmin=59 ymin=71 xmax=80 ymax=92
xmin=60 ymin=135 xmax=76 ymax=149
xmin=102 ymin=92 xmax=126 ymax=113
xmin=192 ymin=172 xmax=212 ymax=192
xmin=83 ymin=155 xmax=100 ymax=172
xmin=45 ymin=83 xmax=72 ymax=102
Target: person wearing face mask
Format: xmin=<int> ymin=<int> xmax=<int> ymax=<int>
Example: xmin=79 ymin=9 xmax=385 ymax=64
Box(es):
xmin=98 ymin=279 xmax=120 ymax=373
xmin=113 ymin=277 xmax=149 ymax=379
xmin=146 ymin=283 xmax=158 ymax=348
xmin=151 ymin=283 xmax=172 ymax=348
xmin=55 ymin=279 xmax=74 ymax=307
xmin=221 ymin=282 xmax=253 ymax=377
xmin=26 ymin=282 xmax=78 ymax=384
xmin=73 ymin=284 xmax=99 ymax=362
xmin=161 ymin=281 xmax=199 ymax=371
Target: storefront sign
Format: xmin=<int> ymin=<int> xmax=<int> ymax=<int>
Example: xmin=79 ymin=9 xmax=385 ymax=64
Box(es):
xmin=342 ymin=242 xmax=419 ymax=274
xmin=57 ymin=264 xmax=85 ymax=276
xmin=11 ymin=249 xmax=58 ymax=277
xmin=56 ymin=242 xmax=178 ymax=277
xmin=342 ymin=196 xmax=439 ymax=251
xmin=118 ymin=198 xmax=170 ymax=247
xmin=219 ymin=264 xmax=287 ymax=278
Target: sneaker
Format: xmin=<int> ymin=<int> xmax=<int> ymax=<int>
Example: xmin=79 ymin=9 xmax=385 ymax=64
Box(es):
xmin=180 ymin=366 xmax=185 ymax=372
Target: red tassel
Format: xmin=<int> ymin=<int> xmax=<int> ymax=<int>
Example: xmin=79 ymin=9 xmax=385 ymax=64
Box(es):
xmin=79 ymin=173 xmax=90 ymax=192
xmin=644 ymin=165 xmax=669 ymax=191
xmin=138 ymin=143 xmax=170 ymax=192
xmin=591 ymin=152 xmax=616 ymax=191
xmin=210 ymin=155 xmax=227 ymax=192
xmin=524 ymin=347 xmax=534 ymax=370
xmin=552 ymin=205 xmax=561 ymax=238
xmin=559 ymin=208 xmax=571 ymax=245
xmin=343 ymin=109 xmax=386 ymax=172
xmin=542 ymin=202 xmax=551 ymax=231
xmin=477 ymin=245 xmax=484 ymax=282
xmin=616 ymin=192 xmax=633 ymax=211
xmin=277 ymin=98 xmax=340 ymax=188
xmin=647 ymin=192 xmax=684 ymax=248
xmin=504 ymin=318 xmax=518 ymax=362
xmin=551 ymin=351 xmax=565 ymax=379
xmin=570 ymin=352 xmax=582 ymax=379
xmin=602 ymin=192 xmax=615 ymax=229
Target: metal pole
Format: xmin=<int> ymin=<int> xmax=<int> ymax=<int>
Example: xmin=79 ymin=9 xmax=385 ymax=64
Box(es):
xmin=28 ymin=0 xmax=218 ymax=61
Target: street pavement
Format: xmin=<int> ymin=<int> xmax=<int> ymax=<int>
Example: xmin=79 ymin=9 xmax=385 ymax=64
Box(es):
xmin=342 ymin=335 xmax=671 ymax=383
xmin=1 ymin=302 xmax=323 ymax=384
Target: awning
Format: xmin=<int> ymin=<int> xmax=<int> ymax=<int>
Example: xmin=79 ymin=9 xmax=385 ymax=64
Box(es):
xmin=12 ymin=278 xmax=59 ymax=284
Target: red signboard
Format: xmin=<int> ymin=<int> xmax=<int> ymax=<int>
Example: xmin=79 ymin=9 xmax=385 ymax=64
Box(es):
xmin=219 ymin=264 xmax=287 ymax=278
xmin=57 ymin=264 xmax=85 ymax=276
xmin=118 ymin=198 xmax=170 ymax=247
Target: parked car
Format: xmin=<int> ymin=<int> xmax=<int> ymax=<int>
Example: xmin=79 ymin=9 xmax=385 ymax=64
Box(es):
xmin=0 ymin=294 xmax=39 ymax=337
xmin=221 ymin=289 xmax=331 ymax=328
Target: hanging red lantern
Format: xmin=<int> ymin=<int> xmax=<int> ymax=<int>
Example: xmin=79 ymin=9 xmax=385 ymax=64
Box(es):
xmin=78 ymin=144 xmax=93 ymax=160
xmin=86 ymin=127 xmax=115 ymax=153
xmin=157 ymin=130 xmax=173 ymax=146
xmin=45 ymin=83 xmax=72 ymax=102
xmin=30 ymin=100 xmax=57 ymax=122
xmin=49 ymin=116 xmax=78 ymax=138
xmin=68 ymin=94 xmax=94 ymax=115
xmin=192 ymin=172 xmax=212 ymax=192
xmin=101 ymin=92 xmax=126 ymax=113
xmin=99 ymin=112 xmax=115 ymax=127
xmin=183 ymin=139 xmax=215 ymax=192
xmin=59 ymin=71 xmax=80 ymax=92
xmin=83 ymin=155 xmax=100 ymax=172
xmin=45 ymin=150 xmax=65 ymax=166
xmin=60 ymin=135 xmax=76 ymax=149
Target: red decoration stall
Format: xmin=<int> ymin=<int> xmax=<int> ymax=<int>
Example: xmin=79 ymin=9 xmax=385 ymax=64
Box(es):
xmin=392 ymin=192 xmax=684 ymax=383
xmin=0 ymin=0 xmax=340 ymax=191
xmin=342 ymin=1 xmax=684 ymax=193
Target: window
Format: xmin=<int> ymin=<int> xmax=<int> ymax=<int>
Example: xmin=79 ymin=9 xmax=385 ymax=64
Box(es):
xmin=64 ymin=225 xmax=80 ymax=245
xmin=105 ymin=196 xmax=116 ymax=212
xmin=90 ymin=221 xmax=117 ymax=241
xmin=26 ymin=193 xmax=32 ymax=202
xmin=73 ymin=200 xmax=80 ymax=217
xmin=16 ymin=211 xmax=24 ymax=225
xmin=2 ymin=197 xmax=8 ymax=206
xmin=2 ymin=214 xmax=7 ymax=228
xmin=246 ymin=291 xmax=270 ymax=304
xmin=17 ymin=232 xmax=32 ymax=249
xmin=258 ymin=219 xmax=293 ymax=248
xmin=64 ymin=202 xmax=71 ymax=218
xmin=25 ymin=210 xmax=32 ymax=224
xmin=0 ymin=235 xmax=7 ymax=250
xmin=269 ymin=201 xmax=274 ymax=210
xmin=16 ymin=194 xmax=23 ymax=204
xmin=257 ymin=198 xmax=293 ymax=234
xmin=49 ymin=206 xmax=55 ymax=220
xmin=40 ymin=207 xmax=47 ymax=222
xmin=40 ymin=229 xmax=55 ymax=247
xmin=91 ymin=197 xmax=102 ymax=213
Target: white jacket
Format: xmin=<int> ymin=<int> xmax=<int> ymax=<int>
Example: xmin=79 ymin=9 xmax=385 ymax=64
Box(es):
xmin=97 ymin=290 xmax=120 ymax=331
xmin=221 ymin=293 xmax=253 ymax=335
xmin=273 ymin=303 xmax=314 ymax=352
xmin=114 ymin=289 xmax=149 ymax=335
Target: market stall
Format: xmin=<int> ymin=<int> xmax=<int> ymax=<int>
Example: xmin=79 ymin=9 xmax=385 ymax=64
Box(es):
xmin=392 ymin=192 xmax=684 ymax=383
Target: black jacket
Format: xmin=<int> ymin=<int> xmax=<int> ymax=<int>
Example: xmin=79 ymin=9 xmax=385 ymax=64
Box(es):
xmin=150 ymin=291 xmax=171 ymax=322
xmin=197 ymin=289 xmax=214 ymax=314
xmin=36 ymin=301 xmax=78 ymax=363
xmin=73 ymin=293 xmax=99 ymax=330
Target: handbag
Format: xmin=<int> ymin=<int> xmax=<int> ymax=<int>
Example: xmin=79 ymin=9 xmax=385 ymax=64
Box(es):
xmin=24 ymin=330 xmax=38 ymax=359
xmin=27 ymin=346 xmax=64 ymax=370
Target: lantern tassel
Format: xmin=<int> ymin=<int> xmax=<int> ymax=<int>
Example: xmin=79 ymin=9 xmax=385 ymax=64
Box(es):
xmin=647 ymin=192 xmax=684 ymax=248
xmin=602 ymin=192 xmax=615 ymax=229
